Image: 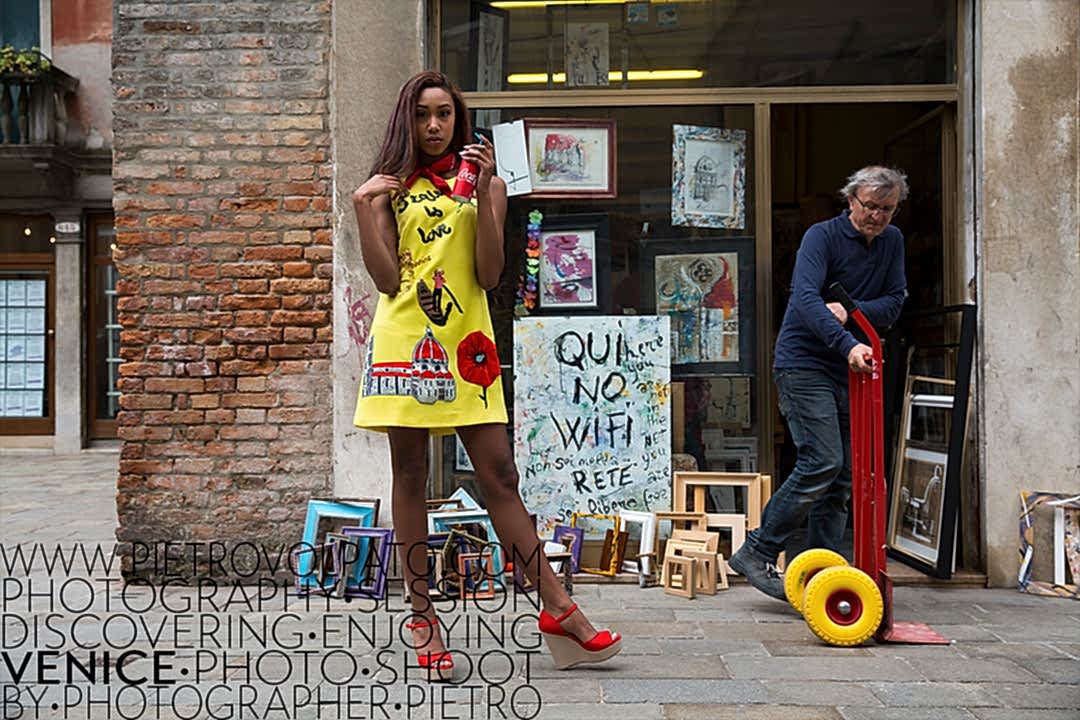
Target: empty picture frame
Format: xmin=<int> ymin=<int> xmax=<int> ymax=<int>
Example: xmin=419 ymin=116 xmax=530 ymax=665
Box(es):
xmin=291 ymin=542 xmax=340 ymax=595
xmin=619 ymin=510 xmax=658 ymax=575
xmin=673 ymin=471 xmax=763 ymax=530
xmin=1018 ymin=491 xmax=1080 ymax=600
xmin=341 ymin=526 xmax=395 ymax=600
xmin=571 ymin=512 xmax=620 ymax=576
xmin=430 ymin=510 xmax=505 ymax=580
xmin=297 ymin=499 xmax=378 ymax=591
xmin=551 ymin=524 xmax=585 ymax=572
xmin=457 ymin=549 xmax=498 ymax=600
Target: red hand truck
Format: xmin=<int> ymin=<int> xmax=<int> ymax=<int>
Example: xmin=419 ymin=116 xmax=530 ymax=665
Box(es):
xmin=781 ymin=283 xmax=950 ymax=646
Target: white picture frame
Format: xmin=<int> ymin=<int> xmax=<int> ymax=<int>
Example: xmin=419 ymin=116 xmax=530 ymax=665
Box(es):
xmin=619 ymin=510 xmax=657 ymax=576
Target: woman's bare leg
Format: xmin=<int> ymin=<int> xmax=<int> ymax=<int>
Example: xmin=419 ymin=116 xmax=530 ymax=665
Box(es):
xmin=456 ymin=423 xmax=600 ymax=641
xmin=387 ymin=427 xmax=447 ymax=656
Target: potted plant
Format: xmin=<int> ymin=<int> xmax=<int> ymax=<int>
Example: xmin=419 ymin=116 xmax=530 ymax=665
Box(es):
xmin=0 ymin=46 xmax=52 ymax=77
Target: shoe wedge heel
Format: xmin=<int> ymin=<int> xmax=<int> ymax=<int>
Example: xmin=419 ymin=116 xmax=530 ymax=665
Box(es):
xmin=542 ymin=631 xmax=623 ymax=670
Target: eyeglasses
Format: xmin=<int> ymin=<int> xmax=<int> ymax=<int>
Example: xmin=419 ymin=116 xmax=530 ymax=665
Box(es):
xmin=852 ymin=195 xmax=898 ymax=217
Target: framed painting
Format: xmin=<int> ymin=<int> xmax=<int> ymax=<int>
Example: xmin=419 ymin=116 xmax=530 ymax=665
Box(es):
xmin=884 ymin=305 xmax=975 ymax=578
xmin=671 ymin=125 xmax=747 ymax=229
xmin=525 ymin=118 xmax=617 ymax=198
xmin=428 ymin=509 xmax=505 ymax=578
xmin=565 ymin=22 xmax=609 ymax=88
xmin=535 ymin=213 xmax=610 ymax=312
xmin=469 ymin=2 xmax=509 ymax=129
xmin=641 ymin=238 xmax=756 ymax=374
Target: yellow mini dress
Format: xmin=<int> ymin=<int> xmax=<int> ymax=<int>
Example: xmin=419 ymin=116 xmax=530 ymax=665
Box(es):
xmin=353 ymin=176 xmax=508 ymax=435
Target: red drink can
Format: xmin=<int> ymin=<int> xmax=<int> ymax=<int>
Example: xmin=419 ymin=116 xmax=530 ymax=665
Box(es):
xmin=451 ymin=158 xmax=479 ymax=202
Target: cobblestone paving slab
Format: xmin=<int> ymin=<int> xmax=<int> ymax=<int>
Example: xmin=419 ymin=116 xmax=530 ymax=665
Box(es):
xmin=865 ymin=681 xmax=999 ymax=707
xmin=663 ymin=704 xmax=843 ymax=719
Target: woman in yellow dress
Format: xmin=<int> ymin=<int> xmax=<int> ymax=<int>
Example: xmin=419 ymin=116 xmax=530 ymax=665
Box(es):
xmin=351 ymin=71 xmax=622 ymax=679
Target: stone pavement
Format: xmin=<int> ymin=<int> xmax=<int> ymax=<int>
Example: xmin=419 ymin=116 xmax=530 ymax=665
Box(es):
xmin=1 ymin=451 xmax=1078 ymax=720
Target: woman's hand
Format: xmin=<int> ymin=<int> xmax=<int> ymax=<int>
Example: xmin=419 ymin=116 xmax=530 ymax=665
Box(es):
xmin=460 ymin=136 xmax=496 ymax=196
xmin=353 ymin=174 xmax=404 ymax=204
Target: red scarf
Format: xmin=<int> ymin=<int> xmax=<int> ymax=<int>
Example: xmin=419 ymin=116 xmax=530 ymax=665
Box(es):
xmin=404 ymin=153 xmax=458 ymax=196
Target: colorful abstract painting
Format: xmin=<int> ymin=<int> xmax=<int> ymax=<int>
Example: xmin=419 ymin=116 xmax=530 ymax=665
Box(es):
xmin=654 ymin=253 xmax=739 ymax=364
xmin=539 ymin=229 xmax=597 ymax=308
xmin=514 ymin=316 xmax=672 ymax=535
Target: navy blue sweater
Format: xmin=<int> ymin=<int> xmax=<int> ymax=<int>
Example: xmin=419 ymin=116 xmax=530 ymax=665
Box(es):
xmin=774 ymin=210 xmax=906 ymax=381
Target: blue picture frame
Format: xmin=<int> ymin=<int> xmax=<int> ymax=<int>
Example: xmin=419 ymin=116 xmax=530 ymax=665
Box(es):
xmin=297 ymin=499 xmax=377 ymax=592
xmin=341 ymin=526 xmax=395 ymax=599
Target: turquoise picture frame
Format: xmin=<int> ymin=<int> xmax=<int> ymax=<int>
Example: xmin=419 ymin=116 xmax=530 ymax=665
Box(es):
xmin=297 ymin=499 xmax=378 ymax=592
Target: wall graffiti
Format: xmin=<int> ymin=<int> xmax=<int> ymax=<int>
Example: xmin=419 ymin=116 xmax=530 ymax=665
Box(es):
xmin=514 ymin=316 xmax=672 ymax=535
xmin=344 ymin=285 xmax=373 ymax=359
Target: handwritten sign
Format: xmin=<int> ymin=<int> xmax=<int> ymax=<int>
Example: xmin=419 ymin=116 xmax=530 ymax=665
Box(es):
xmin=514 ymin=316 xmax=672 ymax=535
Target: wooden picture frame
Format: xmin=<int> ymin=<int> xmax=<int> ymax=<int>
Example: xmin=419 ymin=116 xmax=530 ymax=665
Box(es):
xmin=535 ymin=213 xmax=611 ymax=312
xmin=571 ymin=512 xmax=620 ymax=576
xmin=457 ymin=550 xmax=498 ymax=600
xmin=672 ymin=471 xmax=764 ymax=530
xmin=525 ymin=118 xmax=617 ymax=199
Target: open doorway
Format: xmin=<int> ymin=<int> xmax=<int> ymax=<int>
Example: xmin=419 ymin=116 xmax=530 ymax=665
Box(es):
xmin=769 ymin=100 xmax=956 ymax=506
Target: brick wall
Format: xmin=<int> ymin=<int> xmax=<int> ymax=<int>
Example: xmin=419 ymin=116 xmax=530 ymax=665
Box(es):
xmin=111 ymin=1 xmax=333 ymax=579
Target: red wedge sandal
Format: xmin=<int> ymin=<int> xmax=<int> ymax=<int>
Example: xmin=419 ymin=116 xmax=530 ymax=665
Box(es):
xmin=537 ymin=603 xmax=622 ymax=670
xmin=405 ymin=617 xmax=454 ymax=682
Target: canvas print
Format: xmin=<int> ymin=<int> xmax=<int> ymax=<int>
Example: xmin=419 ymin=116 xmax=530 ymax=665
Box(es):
xmin=655 ymin=253 xmax=740 ymax=364
xmin=539 ymin=228 xmax=597 ymax=308
xmin=891 ymin=447 xmax=948 ymax=563
xmin=565 ymin=23 xmax=609 ymax=87
xmin=672 ymin=125 xmax=747 ymax=229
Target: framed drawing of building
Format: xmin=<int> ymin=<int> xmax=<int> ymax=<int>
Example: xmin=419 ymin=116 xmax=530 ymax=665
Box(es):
xmin=671 ymin=125 xmax=747 ymax=229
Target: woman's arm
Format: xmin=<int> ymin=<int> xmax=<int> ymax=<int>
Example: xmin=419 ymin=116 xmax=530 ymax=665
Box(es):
xmin=352 ymin=174 xmax=404 ymax=295
xmin=463 ymin=137 xmax=508 ymax=290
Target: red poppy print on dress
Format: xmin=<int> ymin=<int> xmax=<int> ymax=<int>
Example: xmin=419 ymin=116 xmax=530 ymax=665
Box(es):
xmin=456 ymin=331 xmax=501 ymax=408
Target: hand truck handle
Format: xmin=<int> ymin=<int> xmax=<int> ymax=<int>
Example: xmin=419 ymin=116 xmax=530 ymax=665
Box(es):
xmin=828 ymin=282 xmax=857 ymax=314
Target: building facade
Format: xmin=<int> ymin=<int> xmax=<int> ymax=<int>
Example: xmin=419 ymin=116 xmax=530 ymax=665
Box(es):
xmin=0 ymin=0 xmax=114 ymax=452
xmin=6 ymin=0 xmax=1076 ymax=587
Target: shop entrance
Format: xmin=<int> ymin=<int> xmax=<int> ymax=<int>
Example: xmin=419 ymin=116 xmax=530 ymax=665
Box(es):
xmin=769 ymin=102 xmax=961 ymax=557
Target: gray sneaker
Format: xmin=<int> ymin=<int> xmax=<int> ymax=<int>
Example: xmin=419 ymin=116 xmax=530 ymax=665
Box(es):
xmin=729 ymin=545 xmax=786 ymax=601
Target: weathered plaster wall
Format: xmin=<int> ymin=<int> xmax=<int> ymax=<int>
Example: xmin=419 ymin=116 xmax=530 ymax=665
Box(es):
xmin=52 ymin=0 xmax=113 ymax=148
xmin=331 ymin=2 xmax=425 ymax=497
xmin=978 ymin=0 xmax=1079 ymax=586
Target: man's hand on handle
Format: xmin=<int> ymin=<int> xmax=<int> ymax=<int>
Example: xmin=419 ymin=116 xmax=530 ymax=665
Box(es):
xmin=847 ymin=343 xmax=874 ymax=373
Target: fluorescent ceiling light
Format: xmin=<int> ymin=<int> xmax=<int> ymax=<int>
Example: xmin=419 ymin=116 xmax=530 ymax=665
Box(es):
xmin=492 ymin=0 xmax=702 ymax=8
xmin=492 ymin=1 xmax=632 ymax=8
xmin=507 ymin=69 xmax=703 ymax=84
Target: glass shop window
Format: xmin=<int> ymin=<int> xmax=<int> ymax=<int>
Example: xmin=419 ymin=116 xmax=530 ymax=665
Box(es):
xmin=438 ymin=0 xmax=957 ymax=91
xmin=472 ymin=104 xmax=763 ymax=482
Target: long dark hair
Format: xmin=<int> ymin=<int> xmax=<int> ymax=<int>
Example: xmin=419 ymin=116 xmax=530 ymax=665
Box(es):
xmin=368 ymin=71 xmax=472 ymax=179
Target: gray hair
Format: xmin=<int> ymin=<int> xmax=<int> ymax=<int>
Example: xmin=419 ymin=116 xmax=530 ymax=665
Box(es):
xmin=840 ymin=166 xmax=910 ymax=202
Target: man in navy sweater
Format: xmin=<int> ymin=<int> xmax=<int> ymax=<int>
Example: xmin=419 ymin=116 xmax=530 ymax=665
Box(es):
xmin=730 ymin=166 xmax=908 ymax=600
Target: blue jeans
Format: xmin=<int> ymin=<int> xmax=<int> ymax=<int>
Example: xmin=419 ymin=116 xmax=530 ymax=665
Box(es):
xmin=743 ymin=368 xmax=852 ymax=563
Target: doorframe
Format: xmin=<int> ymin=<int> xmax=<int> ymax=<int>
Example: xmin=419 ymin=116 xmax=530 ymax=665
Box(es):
xmin=86 ymin=212 xmax=117 ymax=439
xmin=0 ymin=258 xmax=56 ymax=436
